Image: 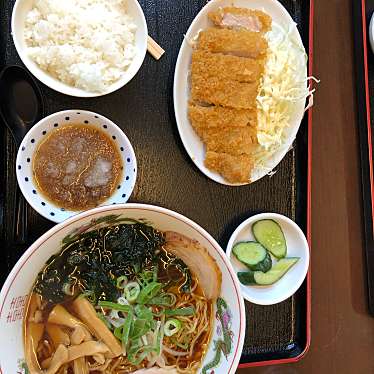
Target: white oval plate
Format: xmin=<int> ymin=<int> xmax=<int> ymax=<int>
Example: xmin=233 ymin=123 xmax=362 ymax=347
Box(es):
xmin=173 ymin=0 xmax=308 ymax=186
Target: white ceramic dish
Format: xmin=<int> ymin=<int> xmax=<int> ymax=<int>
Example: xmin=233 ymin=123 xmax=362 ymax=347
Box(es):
xmin=11 ymin=0 xmax=148 ymax=97
xmin=0 ymin=203 xmax=245 ymax=374
xmin=369 ymin=12 xmax=374 ymax=54
xmin=16 ymin=110 xmax=137 ymax=223
xmin=226 ymin=213 xmax=309 ymax=305
xmin=173 ymin=0 xmax=308 ymax=186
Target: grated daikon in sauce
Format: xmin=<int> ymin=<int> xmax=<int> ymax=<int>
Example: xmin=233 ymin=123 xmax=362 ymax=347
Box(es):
xmin=33 ymin=124 xmax=123 ymax=210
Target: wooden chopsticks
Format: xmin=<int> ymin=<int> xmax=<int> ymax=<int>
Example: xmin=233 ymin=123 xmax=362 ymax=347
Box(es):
xmin=147 ymin=36 xmax=165 ymax=60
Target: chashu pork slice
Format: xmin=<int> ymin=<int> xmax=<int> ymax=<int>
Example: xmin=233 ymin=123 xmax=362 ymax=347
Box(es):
xmin=197 ymin=27 xmax=268 ymax=59
xmin=189 ymin=103 xmax=258 ymax=131
xmin=208 ymin=7 xmax=272 ymax=33
xmin=164 ymin=231 xmax=222 ymax=300
xmin=191 ymin=50 xmax=265 ymax=83
xmin=205 ymin=151 xmax=253 ymax=184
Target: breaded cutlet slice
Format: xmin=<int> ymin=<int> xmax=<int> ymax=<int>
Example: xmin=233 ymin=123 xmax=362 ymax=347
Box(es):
xmin=188 ymin=104 xmax=257 ymax=130
xmin=201 ymin=127 xmax=258 ymax=156
xmin=191 ymin=50 xmax=264 ymax=83
xmin=205 ymin=151 xmax=253 ymax=183
xmin=191 ymin=74 xmax=259 ymax=109
xmin=208 ymin=7 xmax=272 ymax=33
xmin=197 ymin=28 xmax=268 ymax=59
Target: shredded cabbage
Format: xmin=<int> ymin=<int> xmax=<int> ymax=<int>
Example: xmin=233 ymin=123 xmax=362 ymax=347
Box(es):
xmin=253 ymin=22 xmax=317 ymax=172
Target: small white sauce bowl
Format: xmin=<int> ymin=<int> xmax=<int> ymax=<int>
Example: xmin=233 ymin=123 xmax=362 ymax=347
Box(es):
xmin=16 ymin=110 xmax=137 ymax=223
xmin=226 ymin=213 xmax=310 ymax=305
xmin=11 ymin=0 xmax=148 ymax=97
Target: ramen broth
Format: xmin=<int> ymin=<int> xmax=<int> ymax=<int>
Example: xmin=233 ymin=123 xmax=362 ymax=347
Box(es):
xmin=32 ymin=124 xmax=123 ymax=211
xmin=24 ymin=274 xmax=213 ymax=373
xmin=23 ymin=223 xmax=218 ymax=373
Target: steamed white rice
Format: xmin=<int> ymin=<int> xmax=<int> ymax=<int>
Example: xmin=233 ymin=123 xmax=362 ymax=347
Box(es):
xmin=24 ymin=0 xmax=137 ymax=93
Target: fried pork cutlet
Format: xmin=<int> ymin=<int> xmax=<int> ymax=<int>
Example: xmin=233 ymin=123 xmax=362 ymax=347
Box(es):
xmin=188 ymin=104 xmax=257 ymax=130
xmin=191 ymin=50 xmax=264 ymax=83
xmin=191 ymin=74 xmax=259 ymax=109
xmin=205 ymin=151 xmax=253 ymax=183
xmin=208 ymin=7 xmax=272 ymax=33
xmin=201 ymin=127 xmax=258 ymax=156
xmin=197 ymin=28 xmax=268 ymax=59
xmin=188 ymin=8 xmax=272 ymax=183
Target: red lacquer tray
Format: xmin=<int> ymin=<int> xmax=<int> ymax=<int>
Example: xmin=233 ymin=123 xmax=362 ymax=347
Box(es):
xmin=0 ymin=0 xmax=313 ymax=366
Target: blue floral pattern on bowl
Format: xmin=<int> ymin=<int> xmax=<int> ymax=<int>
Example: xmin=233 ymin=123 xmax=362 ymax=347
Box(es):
xmin=202 ymin=298 xmax=234 ymax=374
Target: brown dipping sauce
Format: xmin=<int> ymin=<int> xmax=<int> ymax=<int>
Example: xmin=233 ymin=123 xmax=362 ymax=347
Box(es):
xmin=33 ymin=124 xmax=123 ymax=211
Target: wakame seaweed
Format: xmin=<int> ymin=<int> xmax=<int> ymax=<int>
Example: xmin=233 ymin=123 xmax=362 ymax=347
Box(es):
xmin=34 ymin=222 xmax=165 ymax=304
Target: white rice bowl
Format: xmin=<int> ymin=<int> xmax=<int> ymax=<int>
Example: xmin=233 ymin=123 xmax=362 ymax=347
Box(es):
xmin=12 ymin=0 xmax=148 ymax=97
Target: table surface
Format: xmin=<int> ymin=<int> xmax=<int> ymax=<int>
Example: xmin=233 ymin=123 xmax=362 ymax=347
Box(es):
xmin=239 ymin=0 xmax=374 ymax=373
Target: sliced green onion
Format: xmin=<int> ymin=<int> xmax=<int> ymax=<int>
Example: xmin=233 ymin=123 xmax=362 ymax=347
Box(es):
xmin=131 ymin=318 xmax=152 ymax=340
xmin=117 ymin=296 xmax=129 ymax=306
xmin=155 ymin=317 xmax=165 ymax=355
xmin=98 ymin=301 xmax=132 ymax=313
xmin=114 ymin=325 xmax=123 ymax=340
xmin=148 ymin=293 xmax=176 ymax=307
xmin=150 ymin=319 xmax=158 ymax=330
xmin=164 ymin=319 xmax=182 ymax=337
xmin=165 ymin=307 xmax=195 ymax=316
xmin=128 ymin=346 xmax=155 ymax=366
xmin=137 ymin=282 xmax=162 ymax=304
xmin=122 ymin=309 xmax=134 ymax=346
xmin=138 ymin=271 xmax=153 ymax=286
xmin=141 ymin=335 xmax=149 ymax=346
xmin=124 ymin=282 xmax=141 ymax=303
xmin=116 ymin=276 xmax=128 ymax=289
xmin=134 ymin=305 xmax=153 ymax=320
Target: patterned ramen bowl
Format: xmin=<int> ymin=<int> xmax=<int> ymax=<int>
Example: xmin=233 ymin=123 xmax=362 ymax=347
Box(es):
xmin=0 ymin=204 xmax=245 ymax=374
